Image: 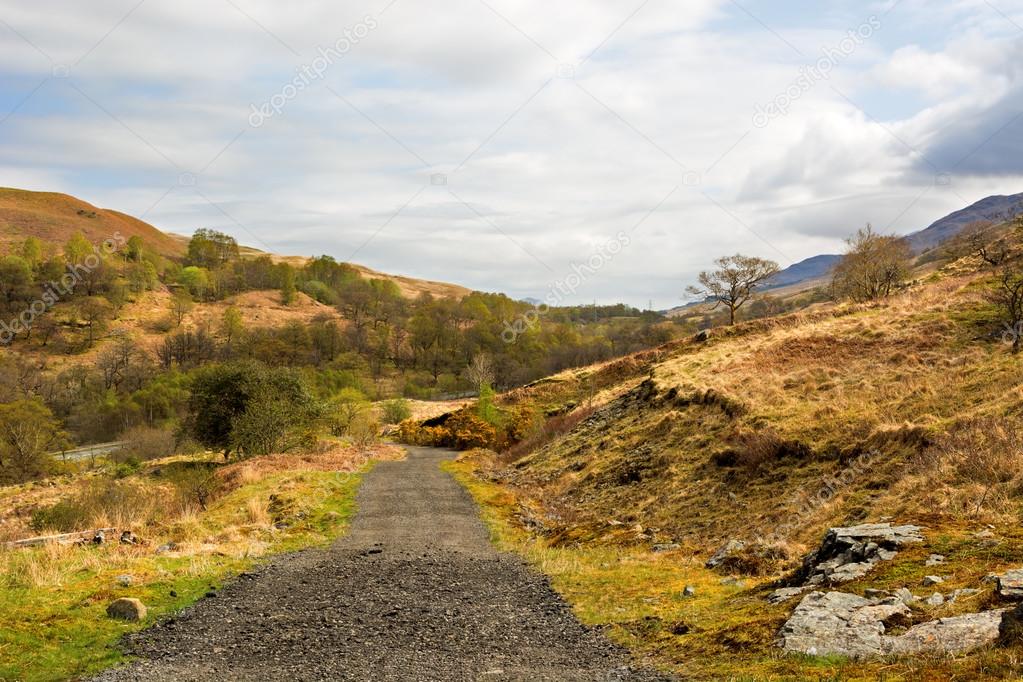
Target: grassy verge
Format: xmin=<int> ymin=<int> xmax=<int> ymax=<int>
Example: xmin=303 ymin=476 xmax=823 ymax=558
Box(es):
xmin=445 ymin=456 xmax=1023 ymax=681
xmin=0 ymin=466 xmax=367 ymax=681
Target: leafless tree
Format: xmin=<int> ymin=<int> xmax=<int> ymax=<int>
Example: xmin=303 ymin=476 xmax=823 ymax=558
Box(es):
xmin=466 ymin=352 xmax=496 ymax=392
xmin=831 ymin=224 xmax=911 ymax=302
xmin=686 ymin=254 xmax=780 ymax=325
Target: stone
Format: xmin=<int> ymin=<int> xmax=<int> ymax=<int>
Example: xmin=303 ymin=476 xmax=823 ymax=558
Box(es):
xmin=115 ymin=574 xmax=133 ymax=587
xmin=778 ymin=591 xmax=909 ymax=659
xmin=949 ymin=588 xmax=981 ymax=603
xmin=119 ymin=530 xmax=138 ymax=545
xmin=706 ymin=539 xmax=746 ymax=569
xmin=768 ymin=587 xmax=806 ymax=604
xmin=107 ymin=598 xmax=147 ymax=621
xmin=889 ymin=609 xmax=1008 ymax=655
xmin=894 ymin=588 xmax=918 ymax=605
xmin=924 ymin=593 xmax=945 ymax=607
xmin=780 ymin=591 xmax=1007 ymax=659
xmin=922 ymin=575 xmax=944 ymax=587
xmin=652 ymin=543 xmax=681 ymax=553
xmin=794 ymin=523 xmax=923 ymax=587
xmin=682 ymin=585 xmax=696 ymax=597
xmin=155 ymin=542 xmax=178 ymax=554
xmin=995 ymin=569 xmax=1023 ymax=599
xmin=925 ymin=554 xmax=945 ymax=567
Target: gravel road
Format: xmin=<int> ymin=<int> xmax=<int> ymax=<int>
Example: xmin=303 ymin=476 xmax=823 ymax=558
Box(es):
xmin=95 ymin=446 xmax=671 ymax=681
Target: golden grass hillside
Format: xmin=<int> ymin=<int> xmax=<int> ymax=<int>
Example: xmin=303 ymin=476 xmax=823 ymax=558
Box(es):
xmin=446 ymin=258 xmax=1023 ymax=680
xmin=0 ymin=188 xmax=185 ymax=258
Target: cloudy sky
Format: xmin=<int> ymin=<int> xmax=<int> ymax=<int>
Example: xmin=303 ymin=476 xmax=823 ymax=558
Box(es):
xmin=2 ymin=0 xmax=1023 ymax=308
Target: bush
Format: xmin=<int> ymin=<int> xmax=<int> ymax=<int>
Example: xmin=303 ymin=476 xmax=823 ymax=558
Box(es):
xmin=380 ymin=398 xmax=411 ymax=425
xmin=349 ymin=412 xmax=380 ymax=447
xmin=117 ymin=425 xmax=176 ymax=462
xmin=188 ymin=361 xmax=321 ymax=458
xmin=30 ymin=477 xmax=166 ymax=532
xmin=328 ymin=388 xmax=368 ymax=436
xmin=166 ymin=462 xmax=222 ymax=511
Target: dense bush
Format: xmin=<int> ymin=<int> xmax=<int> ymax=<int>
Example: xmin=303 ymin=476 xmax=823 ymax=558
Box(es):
xmin=380 ymin=398 xmax=411 ymax=424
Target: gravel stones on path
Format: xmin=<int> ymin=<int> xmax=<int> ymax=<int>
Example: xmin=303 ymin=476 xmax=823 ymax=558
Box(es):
xmin=94 ymin=447 xmax=670 ymax=682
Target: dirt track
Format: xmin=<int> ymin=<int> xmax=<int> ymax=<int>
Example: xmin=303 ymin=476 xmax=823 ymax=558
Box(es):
xmin=94 ymin=446 xmax=671 ymax=681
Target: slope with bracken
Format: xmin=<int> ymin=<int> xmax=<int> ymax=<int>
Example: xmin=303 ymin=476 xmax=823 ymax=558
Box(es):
xmin=444 ymin=237 xmax=1023 ymax=679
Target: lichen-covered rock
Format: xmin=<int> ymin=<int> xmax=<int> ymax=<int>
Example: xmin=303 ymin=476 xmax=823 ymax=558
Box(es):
xmin=889 ymin=609 xmax=1008 ymax=655
xmin=705 ymin=539 xmax=746 ymax=569
xmin=779 ymin=591 xmax=909 ymax=658
xmin=768 ymin=587 xmax=807 ymax=604
xmin=996 ymin=569 xmax=1023 ymax=599
xmin=780 ymin=591 xmax=1007 ymax=659
xmin=794 ymin=523 xmax=923 ymax=586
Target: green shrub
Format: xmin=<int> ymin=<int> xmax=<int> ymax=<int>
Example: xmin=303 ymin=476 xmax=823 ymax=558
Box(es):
xmin=380 ymin=398 xmax=412 ymax=425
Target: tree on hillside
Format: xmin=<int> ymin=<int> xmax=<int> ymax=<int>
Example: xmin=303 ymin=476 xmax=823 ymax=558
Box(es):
xmin=466 ymin=352 xmax=496 ymax=394
xmin=831 ymin=224 xmax=911 ymax=302
xmin=961 ymin=220 xmax=1011 ymax=268
xmin=280 ymin=264 xmax=297 ymax=306
xmin=170 ymin=290 xmax=194 ymax=326
xmin=64 ymin=232 xmax=92 ymax=264
xmin=186 ymin=228 xmax=238 ymax=268
xmin=188 ymin=361 xmax=320 ymax=457
xmin=0 ymin=399 xmax=67 ymax=483
xmin=222 ymin=305 xmax=244 ymax=348
xmin=20 ymin=237 xmax=41 ymax=269
xmin=685 ymin=254 xmax=780 ymax=325
xmin=992 ymin=265 xmax=1023 ymax=354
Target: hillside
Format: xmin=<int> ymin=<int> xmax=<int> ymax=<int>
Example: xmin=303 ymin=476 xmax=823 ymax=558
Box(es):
xmin=0 ymin=188 xmax=185 ymax=258
xmin=436 ymin=244 xmax=1023 ymax=679
xmin=3 ymin=188 xmax=469 ymax=301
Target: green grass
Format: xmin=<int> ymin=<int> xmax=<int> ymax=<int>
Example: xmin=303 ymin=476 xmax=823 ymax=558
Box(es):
xmin=0 ymin=468 xmax=366 ymax=681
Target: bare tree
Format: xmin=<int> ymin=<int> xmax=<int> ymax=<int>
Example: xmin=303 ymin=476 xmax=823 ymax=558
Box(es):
xmin=831 ymin=224 xmax=911 ymax=302
xmin=685 ymin=254 xmax=780 ymax=325
xmin=466 ymin=352 xmax=496 ymax=393
xmin=960 ymin=220 xmax=1011 ymax=267
xmin=992 ymin=265 xmax=1023 ymax=354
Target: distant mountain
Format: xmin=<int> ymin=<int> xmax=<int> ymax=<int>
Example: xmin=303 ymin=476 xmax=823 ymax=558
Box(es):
xmin=906 ymin=192 xmax=1023 ymax=253
xmin=763 ymin=254 xmax=841 ymax=290
xmin=763 ymin=192 xmax=1023 ymax=292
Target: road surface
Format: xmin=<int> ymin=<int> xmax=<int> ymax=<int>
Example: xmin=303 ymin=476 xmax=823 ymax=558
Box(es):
xmin=94 ymin=446 xmax=670 ymax=681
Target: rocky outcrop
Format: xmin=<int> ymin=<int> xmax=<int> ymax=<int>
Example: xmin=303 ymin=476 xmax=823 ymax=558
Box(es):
xmin=706 ymin=539 xmax=746 ymax=569
xmin=778 ymin=591 xmax=909 ymax=658
xmin=995 ymin=569 xmax=1023 ymax=599
xmin=793 ymin=523 xmax=923 ymax=586
xmin=889 ymin=610 xmax=1007 ymax=655
xmin=779 ymin=591 xmax=1008 ymax=659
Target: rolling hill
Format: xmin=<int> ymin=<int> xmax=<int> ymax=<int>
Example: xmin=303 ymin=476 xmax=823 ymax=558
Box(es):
xmin=1 ymin=187 xmax=470 ymax=300
xmin=0 ymin=188 xmax=185 ymax=258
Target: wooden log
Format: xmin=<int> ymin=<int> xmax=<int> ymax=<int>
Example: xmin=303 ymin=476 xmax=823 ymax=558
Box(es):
xmin=3 ymin=527 xmax=116 ymax=549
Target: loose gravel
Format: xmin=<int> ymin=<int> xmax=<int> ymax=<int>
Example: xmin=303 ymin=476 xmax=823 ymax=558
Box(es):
xmin=94 ymin=446 xmax=672 ymax=681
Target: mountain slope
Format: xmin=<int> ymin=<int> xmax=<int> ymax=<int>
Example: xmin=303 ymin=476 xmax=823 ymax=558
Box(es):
xmin=447 ymin=255 xmax=1023 ymax=679
xmin=906 ymin=191 xmax=1023 ymax=252
xmin=0 ymin=188 xmax=185 ymax=257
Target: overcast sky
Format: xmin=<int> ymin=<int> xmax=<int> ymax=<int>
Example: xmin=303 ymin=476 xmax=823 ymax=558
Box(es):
xmin=2 ymin=0 xmax=1023 ymax=308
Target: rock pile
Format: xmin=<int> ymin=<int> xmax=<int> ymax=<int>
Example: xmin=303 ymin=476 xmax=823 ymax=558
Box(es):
xmin=793 ymin=523 xmax=923 ymax=586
